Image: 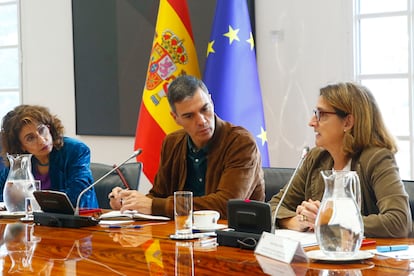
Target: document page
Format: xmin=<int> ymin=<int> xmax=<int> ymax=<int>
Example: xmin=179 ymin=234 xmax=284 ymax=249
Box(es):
xmin=274 ymin=229 xmax=317 ymax=247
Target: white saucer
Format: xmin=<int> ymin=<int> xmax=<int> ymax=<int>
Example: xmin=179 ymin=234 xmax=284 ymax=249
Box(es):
xmin=192 ymin=223 xmax=227 ymax=232
xmin=0 ymin=211 xmax=26 ymax=218
xmin=306 ymin=250 xmax=374 ymax=262
xmin=20 ymin=215 xmax=34 ymax=222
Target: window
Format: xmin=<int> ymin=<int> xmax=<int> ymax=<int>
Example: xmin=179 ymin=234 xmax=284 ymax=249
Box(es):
xmin=355 ymin=0 xmax=413 ymax=179
xmin=0 ymin=0 xmax=20 ymax=122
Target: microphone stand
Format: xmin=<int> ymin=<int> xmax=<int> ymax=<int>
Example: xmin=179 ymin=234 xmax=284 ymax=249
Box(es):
xmin=33 ymin=149 xmax=142 ymax=228
xmin=271 ymin=147 xmax=309 ymax=233
xmin=74 ymin=149 xmax=142 ymax=215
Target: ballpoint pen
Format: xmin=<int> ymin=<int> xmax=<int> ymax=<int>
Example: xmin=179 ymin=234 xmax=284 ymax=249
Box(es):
xmin=376 ymin=245 xmax=409 ymax=253
xmin=101 ymin=225 xmax=142 ymax=229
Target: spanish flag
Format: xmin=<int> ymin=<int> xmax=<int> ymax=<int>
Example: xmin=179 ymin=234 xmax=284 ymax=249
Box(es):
xmin=134 ymin=0 xmax=200 ymax=183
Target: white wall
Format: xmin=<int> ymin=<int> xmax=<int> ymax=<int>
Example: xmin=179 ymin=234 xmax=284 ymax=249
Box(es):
xmin=19 ymin=0 xmax=353 ymax=170
xmin=20 ymin=0 xmax=135 ymax=167
xmin=256 ymin=0 xmax=354 ymax=166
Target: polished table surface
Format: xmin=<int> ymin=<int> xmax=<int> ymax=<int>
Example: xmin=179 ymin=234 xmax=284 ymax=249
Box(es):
xmin=0 ymin=217 xmax=413 ymax=275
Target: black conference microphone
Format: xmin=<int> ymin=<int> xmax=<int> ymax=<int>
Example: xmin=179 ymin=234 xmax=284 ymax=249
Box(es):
xmin=271 ymin=146 xmax=309 ymax=233
xmin=33 ymin=149 xmax=142 ymax=228
xmin=74 ymin=149 xmax=142 ymax=215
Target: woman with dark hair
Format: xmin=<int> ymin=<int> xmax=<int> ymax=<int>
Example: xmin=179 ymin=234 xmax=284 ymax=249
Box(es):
xmin=0 ymin=105 xmax=98 ymax=208
xmin=269 ymin=82 xmax=412 ymax=238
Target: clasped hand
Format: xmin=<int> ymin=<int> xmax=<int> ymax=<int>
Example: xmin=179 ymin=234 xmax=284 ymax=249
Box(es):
xmin=294 ymin=199 xmax=320 ymax=231
xmin=108 ymin=187 xmax=152 ymax=214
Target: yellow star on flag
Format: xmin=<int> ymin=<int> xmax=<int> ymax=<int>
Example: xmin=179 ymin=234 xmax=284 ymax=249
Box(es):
xmin=206 ymin=40 xmax=215 ymax=57
xmin=256 ymin=127 xmax=267 ymax=146
xmin=223 ymin=25 xmax=240 ymax=45
xmin=246 ymin=32 xmax=254 ymax=50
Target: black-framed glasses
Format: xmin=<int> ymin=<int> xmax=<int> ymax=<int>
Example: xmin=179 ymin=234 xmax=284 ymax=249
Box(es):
xmin=313 ymin=109 xmax=338 ymax=122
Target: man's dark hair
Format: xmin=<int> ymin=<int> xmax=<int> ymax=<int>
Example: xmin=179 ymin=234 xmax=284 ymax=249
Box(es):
xmin=167 ymin=75 xmax=209 ymax=113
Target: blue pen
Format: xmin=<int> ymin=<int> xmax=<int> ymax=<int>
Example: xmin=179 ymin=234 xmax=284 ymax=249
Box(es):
xmin=103 ymin=225 xmax=142 ymax=229
xmin=376 ymin=245 xmax=409 ymax=253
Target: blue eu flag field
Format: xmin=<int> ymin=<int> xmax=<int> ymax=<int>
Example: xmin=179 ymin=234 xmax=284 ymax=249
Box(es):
xmin=203 ymin=0 xmax=269 ymax=165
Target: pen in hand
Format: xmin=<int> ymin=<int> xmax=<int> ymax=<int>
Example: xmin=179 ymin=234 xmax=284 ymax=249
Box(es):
xmin=376 ymin=245 xmax=409 ymax=253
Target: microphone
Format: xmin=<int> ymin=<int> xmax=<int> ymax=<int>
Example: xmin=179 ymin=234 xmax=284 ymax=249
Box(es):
xmin=271 ymin=146 xmax=309 ymax=233
xmin=74 ymin=149 xmax=142 ymax=215
xmin=33 ymin=149 xmax=142 ymax=228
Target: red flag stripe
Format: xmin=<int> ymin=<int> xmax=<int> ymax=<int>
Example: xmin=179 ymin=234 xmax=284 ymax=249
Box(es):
xmin=135 ymin=104 xmax=166 ymax=182
xmin=167 ymin=0 xmax=194 ymax=41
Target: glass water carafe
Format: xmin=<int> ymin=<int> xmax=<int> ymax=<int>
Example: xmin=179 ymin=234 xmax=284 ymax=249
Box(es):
xmin=4 ymin=223 xmax=41 ymax=273
xmin=315 ymin=170 xmax=363 ymax=258
xmin=3 ymin=154 xmax=37 ymax=212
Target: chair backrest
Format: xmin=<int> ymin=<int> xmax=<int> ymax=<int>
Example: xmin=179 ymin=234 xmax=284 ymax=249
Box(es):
xmin=263 ymin=167 xmax=295 ymax=202
xmin=90 ymin=162 xmax=142 ymax=209
xmin=0 ymin=135 xmax=5 ymax=170
xmin=402 ymin=180 xmax=414 ymax=221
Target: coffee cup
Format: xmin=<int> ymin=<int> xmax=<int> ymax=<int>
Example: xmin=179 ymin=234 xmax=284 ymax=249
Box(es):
xmin=193 ymin=210 xmax=220 ymax=229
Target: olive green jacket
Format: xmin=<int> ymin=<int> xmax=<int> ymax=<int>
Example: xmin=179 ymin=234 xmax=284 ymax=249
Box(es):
xmin=269 ymin=147 xmax=412 ymax=238
xmin=149 ymin=115 xmax=265 ymax=219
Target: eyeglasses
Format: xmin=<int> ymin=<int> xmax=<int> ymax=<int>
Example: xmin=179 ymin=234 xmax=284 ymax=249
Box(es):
xmin=23 ymin=124 xmax=50 ymax=146
xmin=313 ymin=109 xmax=338 ymax=122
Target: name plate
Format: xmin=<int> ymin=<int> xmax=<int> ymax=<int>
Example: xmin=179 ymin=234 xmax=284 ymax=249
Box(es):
xmin=254 ymin=232 xmax=308 ymax=263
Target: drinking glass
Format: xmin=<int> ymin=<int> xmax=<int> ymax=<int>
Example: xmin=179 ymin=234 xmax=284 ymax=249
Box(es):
xmin=31 ymin=180 xmax=41 ymax=211
xmin=24 ymin=197 xmax=33 ymax=220
xmin=174 ymin=191 xmax=193 ymax=238
xmin=33 ymin=180 xmax=41 ymax=191
xmin=175 ymin=242 xmax=194 ymax=276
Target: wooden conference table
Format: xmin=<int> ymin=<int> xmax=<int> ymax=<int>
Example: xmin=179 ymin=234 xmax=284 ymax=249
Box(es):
xmin=0 ymin=217 xmax=413 ymax=275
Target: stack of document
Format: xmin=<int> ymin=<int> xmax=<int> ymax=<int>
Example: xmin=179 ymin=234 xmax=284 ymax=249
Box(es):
xmin=99 ymin=210 xmax=170 ymax=221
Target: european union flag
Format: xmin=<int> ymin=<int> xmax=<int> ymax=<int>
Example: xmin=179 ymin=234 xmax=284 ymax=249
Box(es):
xmin=203 ymin=0 xmax=269 ymax=166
